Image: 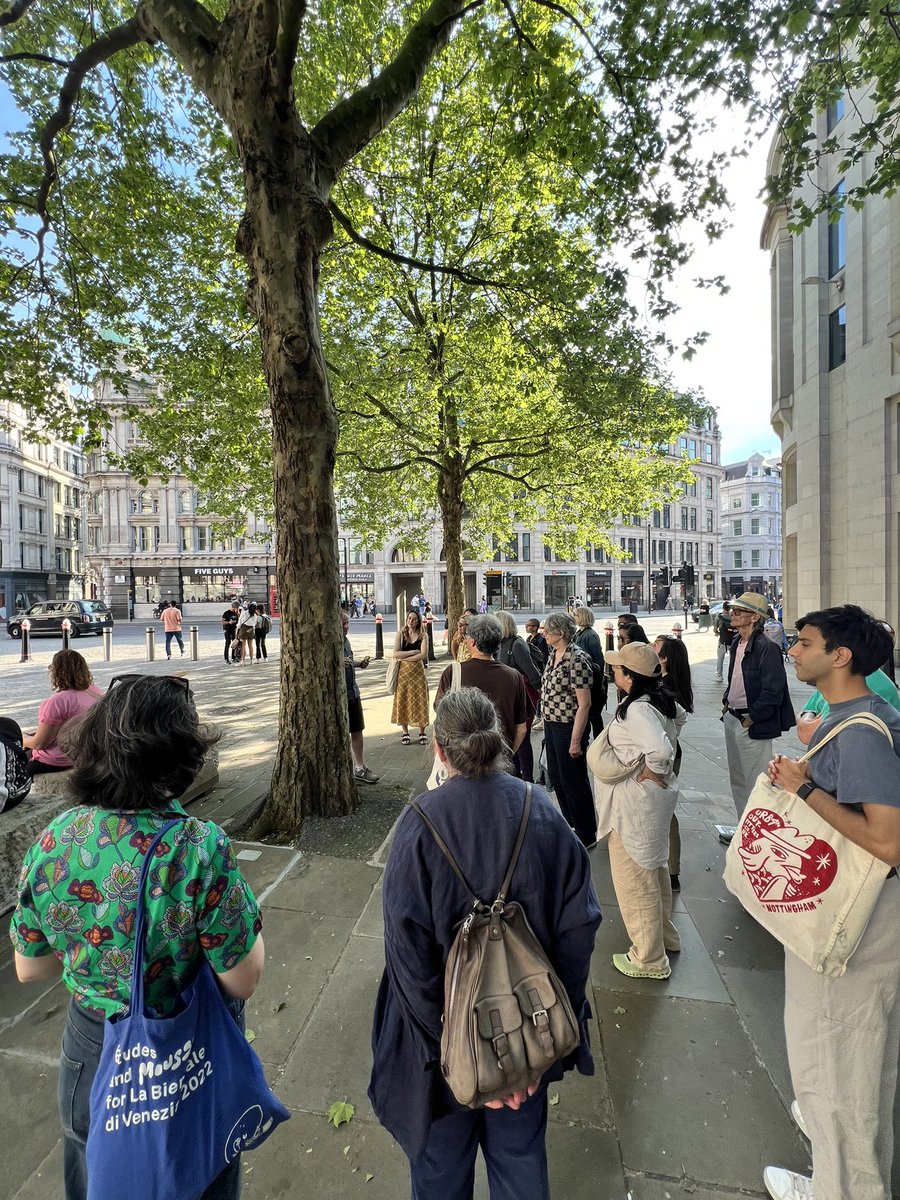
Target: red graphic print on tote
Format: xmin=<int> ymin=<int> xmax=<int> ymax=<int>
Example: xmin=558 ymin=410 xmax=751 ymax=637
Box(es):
xmin=737 ymin=808 xmax=838 ymax=906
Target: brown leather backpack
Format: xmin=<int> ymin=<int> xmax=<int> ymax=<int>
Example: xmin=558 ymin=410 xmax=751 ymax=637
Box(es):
xmin=410 ymin=783 xmax=580 ymax=1108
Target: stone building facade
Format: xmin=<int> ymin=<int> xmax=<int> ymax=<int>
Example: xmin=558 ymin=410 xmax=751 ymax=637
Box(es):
xmin=763 ymin=89 xmax=900 ymax=626
xmin=720 ymin=453 xmax=782 ymax=601
xmin=0 ymin=399 xmax=87 ymax=619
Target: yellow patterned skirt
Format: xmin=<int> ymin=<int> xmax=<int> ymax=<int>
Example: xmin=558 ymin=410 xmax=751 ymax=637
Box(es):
xmin=392 ymin=659 xmax=430 ymax=729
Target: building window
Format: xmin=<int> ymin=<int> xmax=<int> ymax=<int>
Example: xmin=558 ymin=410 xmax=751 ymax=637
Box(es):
xmin=733 ymin=519 xmax=742 ymax=536
xmin=690 ymin=508 xmax=697 ymax=531
xmin=178 ymin=489 xmax=192 ymax=514
xmin=688 ymin=439 xmax=697 ymax=457
xmin=705 ymin=478 xmax=713 ymax=500
xmin=703 ymin=444 xmax=713 ymax=464
xmin=521 ymin=533 xmax=530 ymax=561
xmin=732 ymin=498 xmax=741 ymax=508
xmin=750 ymin=492 xmax=760 ymax=507
xmin=827 ymin=181 xmax=846 ymax=278
xmin=751 ymin=549 xmax=761 ymax=568
xmin=707 ymin=543 xmax=714 ymax=565
xmin=751 ymin=518 xmax=761 ymax=535
xmin=706 ymin=509 xmax=714 ymax=532
xmin=734 ymin=551 xmax=743 ymax=569
xmin=680 ymin=507 xmax=688 ymax=530
xmin=652 ymin=510 xmax=660 ymax=528
xmin=826 ymin=94 xmax=845 ymax=132
xmin=829 ymin=306 xmax=846 ymax=369
xmin=195 ymin=526 xmax=209 ymax=552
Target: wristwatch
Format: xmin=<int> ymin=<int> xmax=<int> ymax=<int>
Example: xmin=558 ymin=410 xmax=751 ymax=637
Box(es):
xmin=796 ymin=781 xmax=815 ymax=801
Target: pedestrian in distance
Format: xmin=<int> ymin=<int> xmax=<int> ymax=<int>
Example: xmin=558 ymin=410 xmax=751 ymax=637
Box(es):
xmin=10 ymin=674 xmax=265 ymax=1200
xmin=221 ymin=600 xmax=240 ymax=663
xmin=591 ymin=642 xmax=686 ymax=980
xmin=342 ymin=610 xmax=379 ymax=785
xmin=721 ymin=592 xmax=795 ymax=829
xmin=369 ymin=686 xmax=601 ymax=1200
xmin=254 ymin=605 xmax=272 ymax=660
xmin=540 ymin=611 xmax=596 ymax=848
xmin=713 ymin=601 xmax=734 ymax=682
xmin=450 ymin=608 xmax=477 ymax=663
xmin=392 ymin=609 xmax=430 ymax=745
xmin=654 ymin=636 xmax=694 ymax=893
xmin=234 ymin=602 xmax=258 ymax=666
xmin=764 ymin=606 xmax=900 ymax=1200
xmin=160 ymin=599 xmax=185 ymax=658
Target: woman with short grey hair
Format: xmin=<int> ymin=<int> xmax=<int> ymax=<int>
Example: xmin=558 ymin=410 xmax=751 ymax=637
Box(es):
xmin=541 ymin=611 xmax=597 ymax=846
xmin=370 ymin=686 xmax=601 ymax=1196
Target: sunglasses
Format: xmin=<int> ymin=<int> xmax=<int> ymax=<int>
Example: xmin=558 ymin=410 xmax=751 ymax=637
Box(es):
xmin=108 ymin=674 xmax=192 ymax=697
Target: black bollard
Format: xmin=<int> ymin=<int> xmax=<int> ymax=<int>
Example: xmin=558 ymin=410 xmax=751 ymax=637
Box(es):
xmin=61 ymin=618 xmax=71 ymax=650
xmin=20 ymin=621 xmax=31 ymax=663
xmin=374 ymin=612 xmax=384 ymax=660
xmin=426 ymin=616 xmax=436 ymax=662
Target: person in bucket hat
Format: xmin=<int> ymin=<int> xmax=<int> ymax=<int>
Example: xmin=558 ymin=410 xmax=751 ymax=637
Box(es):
xmin=720 ymin=592 xmax=794 ymax=830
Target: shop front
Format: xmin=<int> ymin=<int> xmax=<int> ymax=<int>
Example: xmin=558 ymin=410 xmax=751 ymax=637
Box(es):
xmin=586 ymin=569 xmax=611 ymax=609
xmin=620 ymin=570 xmax=644 ymax=609
xmin=544 ymin=572 xmax=575 ymax=610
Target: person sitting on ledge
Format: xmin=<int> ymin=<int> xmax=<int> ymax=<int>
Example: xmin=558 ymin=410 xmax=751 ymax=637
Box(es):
xmin=22 ymin=650 xmax=104 ymax=775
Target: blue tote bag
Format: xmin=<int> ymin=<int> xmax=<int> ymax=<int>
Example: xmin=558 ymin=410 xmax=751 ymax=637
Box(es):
xmin=86 ymin=819 xmax=289 ymax=1200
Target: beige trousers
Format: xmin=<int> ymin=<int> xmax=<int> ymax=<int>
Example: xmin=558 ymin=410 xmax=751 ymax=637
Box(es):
xmin=608 ymin=829 xmax=680 ymax=972
xmin=784 ymin=877 xmax=900 ymax=1200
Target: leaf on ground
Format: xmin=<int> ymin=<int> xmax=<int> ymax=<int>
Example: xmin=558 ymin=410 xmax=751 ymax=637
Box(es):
xmin=548 ymin=1093 xmax=560 ymax=1106
xmin=365 ymin=1174 xmax=374 ymax=1182
xmin=326 ymin=1100 xmax=355 ymax=1128
xmin=245 ymin=1029 xmax=256 ymax=1043
xmin=343 ymin=1146 xmax=351 ymax=1156
xmin=613 ymin=1006 xmax=627 ymax=1014
xmin=273 ymin=1000 xmax=287 ymax=1013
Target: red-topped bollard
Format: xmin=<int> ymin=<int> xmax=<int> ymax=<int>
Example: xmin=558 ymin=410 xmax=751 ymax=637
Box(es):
xmin=425 ymin=615 xmax=436 ymax=661
xmin=374 ymin=612 xmax=384 ymax=660
xmin=604 ymin=621 xmax=614 ymax=655
xmin=671 ymin=622 xmax=683 ymax=640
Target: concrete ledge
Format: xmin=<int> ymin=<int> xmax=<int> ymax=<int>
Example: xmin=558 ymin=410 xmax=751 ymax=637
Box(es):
xmin=0 ymin=749 xmax=220 ymax=915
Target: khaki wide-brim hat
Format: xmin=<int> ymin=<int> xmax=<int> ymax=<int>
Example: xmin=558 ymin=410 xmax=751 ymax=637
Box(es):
xmin=731 ymin=592 xmax=769 ymax=617
xmin=604 ymin=642 xmax=662 ymax=678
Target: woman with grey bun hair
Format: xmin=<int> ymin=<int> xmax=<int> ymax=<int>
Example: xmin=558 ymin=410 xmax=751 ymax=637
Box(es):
xmin=369 ymin=687 xmax=601 ymax=1198
xmin=541 ymin=611 xmax=597 ymax=847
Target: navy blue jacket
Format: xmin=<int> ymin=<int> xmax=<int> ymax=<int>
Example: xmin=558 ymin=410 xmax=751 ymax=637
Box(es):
xmin=368 ymin=773 xmax=601 ymax=1161
xmin=723 ymin=628 xmax=795 ymax=740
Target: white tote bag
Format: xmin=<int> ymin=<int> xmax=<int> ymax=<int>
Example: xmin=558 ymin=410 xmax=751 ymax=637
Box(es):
xmin=723 ymin=713 xmax=896 ymax=977
xmin=426 ymin=662 xmax=462 ymax=790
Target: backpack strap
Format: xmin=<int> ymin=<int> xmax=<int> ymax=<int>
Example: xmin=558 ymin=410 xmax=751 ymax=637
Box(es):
xmin=409 ymin=800 xmax=481 ymax=910
xmin=496 ymin=782 xmax=532 ymax=904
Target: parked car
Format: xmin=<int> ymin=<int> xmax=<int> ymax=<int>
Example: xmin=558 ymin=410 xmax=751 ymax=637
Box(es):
xmin=7 ymin=600 xmax=114 ymax=639
xmin=690 ymin=600 xmax=726 ymax=625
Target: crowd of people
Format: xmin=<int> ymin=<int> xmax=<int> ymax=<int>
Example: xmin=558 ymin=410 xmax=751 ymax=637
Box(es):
xmin=7 ymin=597 xmax=900 ymax=1200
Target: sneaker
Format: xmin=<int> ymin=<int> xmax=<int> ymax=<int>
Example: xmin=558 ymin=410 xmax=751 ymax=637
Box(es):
xmin=612 ymin=952 xmax=671 ymax=980
xmin=763 ymin=1166 xmax=814 ymax=1199
xmin=790 ymin=1100 xmax=809 ymax=1139
xmin=713 ymin=675 xmax=723 ymax=682
xmin=354 ymin=765 xmax=379 ymax=784
xmin=716 ymin=824 xmax=737 ymax=845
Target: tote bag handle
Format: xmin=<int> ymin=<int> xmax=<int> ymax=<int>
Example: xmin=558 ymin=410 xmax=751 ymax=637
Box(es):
xmin=129 ymin=817 xmax=184 ymax=1015
xmin=798 ymin=712 xmax=893 ymax=765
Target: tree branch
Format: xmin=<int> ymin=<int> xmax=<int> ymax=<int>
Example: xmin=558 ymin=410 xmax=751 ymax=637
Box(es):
xmin=330 ymin=200 xmax=519 ymax=291
xmin=465 ymin=444 xmax=550 ymax=476
xmin=34 ymin=16 xmax=149 ymax=275
xmin=0 ymin=0 xmax=38 ymax=26
xmin=276 ymin=0 xmax=307 ymax=87
xmin=312 ymin=0 xmax=480 ymax=188
xmin=0 ymin=51 xmax=71 ymax=67
xmin=139 ymin=0 xmax=221 ymax=102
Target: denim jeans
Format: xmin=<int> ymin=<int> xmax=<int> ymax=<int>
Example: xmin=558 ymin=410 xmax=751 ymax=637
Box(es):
xmin=165 ymin=630 xmax=184 ymax=656
xmin=543 ymin=719 xmax=596 ymax=845
xmin=59 ymin=996 xmax=244 ymax=1200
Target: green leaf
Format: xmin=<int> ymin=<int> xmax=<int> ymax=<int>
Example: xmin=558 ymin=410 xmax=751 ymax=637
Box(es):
xmin=548 ymin=1093 xmax=560 ymax=1106
xmin=245 ymin=1029 xmax=256 ymax=1043
xmin=326 ymin=1100 xmax=355 ymax=1128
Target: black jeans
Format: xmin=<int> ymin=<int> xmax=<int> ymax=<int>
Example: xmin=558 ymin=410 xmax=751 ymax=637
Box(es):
xmin=223 ymin=631 xmax=234 ymax=661
xmin=255 ymin=631 xmax=267 ymax=660
xmin=60 ymin=997 xmax=244 ymax=1200
xmin=543 ymin=719 xmax=596 ymax=845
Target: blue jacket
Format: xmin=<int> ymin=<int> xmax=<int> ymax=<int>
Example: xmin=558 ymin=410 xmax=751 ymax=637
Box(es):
xmin=368 ymin=773 xmax=601 ymax=1161
xmin=723 ymin=628 xmax=795 ymax=740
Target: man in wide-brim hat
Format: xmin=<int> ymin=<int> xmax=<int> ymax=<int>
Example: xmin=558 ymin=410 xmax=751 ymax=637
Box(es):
xmin=721 ymin=592 xmax=795 ymax=826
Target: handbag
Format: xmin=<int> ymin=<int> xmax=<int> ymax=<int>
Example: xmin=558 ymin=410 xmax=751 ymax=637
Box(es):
xmin=86 ymin=820 xmax=290 ymax=1200
xmin=426 ymin=662 xmax=462 ymax=789
xmin=586 ymin=726 xmax=645 ymax=784
xmin=385 ymin=657 xmax=400 ymax=694
xmin=723 ymin=713 xmax=896 ymax=977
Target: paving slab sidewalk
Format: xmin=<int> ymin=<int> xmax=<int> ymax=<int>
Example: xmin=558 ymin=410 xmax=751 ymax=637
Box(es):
xmin=2 ymin=623 xmax=898 ymax=1198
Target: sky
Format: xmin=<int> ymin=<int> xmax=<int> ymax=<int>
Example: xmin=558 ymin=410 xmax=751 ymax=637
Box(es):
xmin=661 ymin=121 xmax=780 ymax=467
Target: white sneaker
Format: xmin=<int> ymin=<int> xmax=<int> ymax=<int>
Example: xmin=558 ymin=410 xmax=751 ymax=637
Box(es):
xmin=790 ymin=1100 xmax=809 ymax=1138
xmin=763 ymin=1166 xmax=815 ymax=1199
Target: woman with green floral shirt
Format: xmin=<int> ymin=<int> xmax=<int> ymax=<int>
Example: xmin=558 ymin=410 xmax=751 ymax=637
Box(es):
xmin=10 ymin=675 xmax=265 ymax=1200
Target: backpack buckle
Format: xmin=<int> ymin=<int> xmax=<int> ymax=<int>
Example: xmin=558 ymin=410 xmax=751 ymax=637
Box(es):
xmin=531 ymin=1008 xmax=549 ymax=1027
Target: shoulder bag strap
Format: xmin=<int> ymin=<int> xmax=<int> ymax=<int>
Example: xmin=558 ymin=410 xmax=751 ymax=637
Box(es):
xmin=496 ymin=782 xmax=532 ymax=903
xmin=799 ymin=712 xmax=894 ymax=765
xmin=129 ymin=817 xmax=185 ymax=1013
xmin=409 ymin=800 xmax=480 ymax=909
xmin=451 ymin=660 xmax=462 ymax=692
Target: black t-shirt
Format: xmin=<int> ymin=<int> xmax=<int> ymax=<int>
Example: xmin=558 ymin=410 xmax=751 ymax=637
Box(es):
xmin=222 ymin=608 xmax=239 ymax=630
xmin=436 ymin=658 xmax=526 ymax=750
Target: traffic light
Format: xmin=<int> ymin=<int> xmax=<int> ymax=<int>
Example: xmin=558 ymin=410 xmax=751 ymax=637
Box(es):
xmin=660 ymin=566 xmax=669 ymax=586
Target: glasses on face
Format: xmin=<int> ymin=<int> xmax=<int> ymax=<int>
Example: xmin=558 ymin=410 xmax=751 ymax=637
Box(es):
xmin=109 ymin=673 xmax=191 ymax=696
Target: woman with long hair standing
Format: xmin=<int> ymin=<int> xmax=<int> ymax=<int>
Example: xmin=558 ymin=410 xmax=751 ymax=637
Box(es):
xmin=590 ymin=643 xmax=686 ymax=980
xmin=392 ymin=609 xmax=430 ymax=744
xmin=572 ymin=606 xmax=606 ymax=738
xmin=655 ymin=636 xmax=694 ymax=892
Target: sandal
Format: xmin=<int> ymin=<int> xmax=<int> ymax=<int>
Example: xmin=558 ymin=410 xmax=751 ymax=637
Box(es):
xmin=401 ymin=733 xmax=411 ymax=745
xmin=418 ymin=733 xmax=428 ymax=745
